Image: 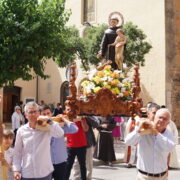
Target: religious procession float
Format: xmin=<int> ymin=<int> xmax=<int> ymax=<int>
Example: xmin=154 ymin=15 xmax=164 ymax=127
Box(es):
xmin=65 ymin=12 xmax=144 ymax=121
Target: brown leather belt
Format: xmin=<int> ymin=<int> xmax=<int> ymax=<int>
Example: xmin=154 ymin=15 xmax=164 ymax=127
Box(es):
xmin=138 ymin=169 xmax=167 ymax=177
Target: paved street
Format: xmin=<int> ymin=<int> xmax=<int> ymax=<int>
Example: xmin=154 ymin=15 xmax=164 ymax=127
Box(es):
xmin=69 ymin=133 xmax=180 ymax=180
xmin=91 ymin=141 xmax=180 ymax=180
xmin=92 ymin=164 xmax=180 ymax=180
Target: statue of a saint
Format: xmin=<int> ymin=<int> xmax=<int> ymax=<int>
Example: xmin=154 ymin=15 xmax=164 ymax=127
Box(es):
xmin=110 ymin=29 xmax=126 ymax=70
xmin=97 ymin=17 xmax=121 ymax=69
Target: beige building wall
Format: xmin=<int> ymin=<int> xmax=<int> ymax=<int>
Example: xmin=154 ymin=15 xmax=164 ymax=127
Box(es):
xmin=14 ymin=60 xmax=65 ymax=106
xmin=15 ymin=58 xmax=87 ymax=107
xmin=66 ymin=0 xmax=166 ymax=106
xmin=15 ymin=77 xmax=37 ymax=104
xmin=38 ymin=60 xmax=64 ymax=105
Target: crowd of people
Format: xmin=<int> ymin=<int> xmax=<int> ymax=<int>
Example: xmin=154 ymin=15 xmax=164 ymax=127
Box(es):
xmin=0 ymin=101 xmax=179 ymax=180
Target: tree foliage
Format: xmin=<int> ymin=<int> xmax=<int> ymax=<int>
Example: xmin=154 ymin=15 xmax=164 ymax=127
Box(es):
xmin=0 ymin=0 xmax=70 ymax=86
xmin=123 ymin=22 xmax=152 ymax=67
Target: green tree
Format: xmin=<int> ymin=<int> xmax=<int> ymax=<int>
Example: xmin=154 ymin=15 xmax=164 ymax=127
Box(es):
xmin=0 ymin=0 xmax=70 ymax=86
xmin=123 ymin=22 xmax=152 ymax=67
xmin=78 ymin=22 xmax=152 ymax=69
xmin=56 ymin=26 xmax=87 ymax=68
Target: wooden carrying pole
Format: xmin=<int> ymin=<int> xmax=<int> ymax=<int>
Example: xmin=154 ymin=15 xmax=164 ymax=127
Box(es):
xmin=0 ymin=95 xmax=7 ymax=180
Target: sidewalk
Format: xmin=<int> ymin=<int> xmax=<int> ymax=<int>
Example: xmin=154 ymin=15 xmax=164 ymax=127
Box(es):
xmin=94 ymin=139 xmax=180 ymax=168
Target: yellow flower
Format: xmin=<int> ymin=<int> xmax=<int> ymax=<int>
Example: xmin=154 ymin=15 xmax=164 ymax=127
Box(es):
xmin=110 ymin=79 xmax=120 ymax=86
xmin=96 ymin=71 xmax=104 ymax=77
xmin=104 ymin=84 xmax=111 ymax=89
xmin=111 ymin=87 xmax=120 ymax=95
xmin=81 ymin=80 xmax=90 ymax=88
xmin=93 ymin=86 xmax=101 ymax=93
xmin=111 ymin=88 xmax=116 ymax=95
xmin=114 ymin=87 xmax=120 ymax=94
xmin=111 ymin=72 xmax=120 ymax=79
xmin=92 ymin=76 xmax=102 ymax=84
xmin=125 ymin=82 xmax=131 ymax=89
xmin=103 ymin=70 xmax=112 ymax=76
xmin=104 ymin=65 xmax=112 ymax=70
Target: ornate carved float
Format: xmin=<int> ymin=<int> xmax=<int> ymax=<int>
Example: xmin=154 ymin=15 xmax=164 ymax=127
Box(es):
xmin=65 ymin=62 xmax=143 ymax=120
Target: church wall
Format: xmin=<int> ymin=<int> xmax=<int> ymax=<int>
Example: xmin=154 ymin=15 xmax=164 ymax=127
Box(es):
xmin=15 ymin=78 xmax=37 ymax=104
xmin=173 ymin=0 xmax=180 ymax=127
xmin=37 ymin=60 xmax=64 ymax=106
xmin=166 ymin=0 xmax=180 ymax=127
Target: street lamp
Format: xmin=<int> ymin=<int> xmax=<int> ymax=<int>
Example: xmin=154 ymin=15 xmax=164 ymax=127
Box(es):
xmin=83 ymin=21 xmax=92 ymax=26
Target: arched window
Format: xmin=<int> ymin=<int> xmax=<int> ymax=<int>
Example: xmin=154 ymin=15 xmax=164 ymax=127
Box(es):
xmin=83 ymin=0 xmax=95 ymax=23
xmin=60 ymin=81 xmax=70 ymax=110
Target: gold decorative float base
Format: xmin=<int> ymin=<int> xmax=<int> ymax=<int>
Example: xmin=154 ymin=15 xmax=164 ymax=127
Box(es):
xmin=65 ymin=62 xmax=142 ymax=120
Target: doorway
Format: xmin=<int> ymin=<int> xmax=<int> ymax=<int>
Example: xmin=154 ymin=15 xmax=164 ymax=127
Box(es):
xmin=3 ymin=86 xmax=21 ymax=123
xmin=60 ymin=81 xmax=69 ymax=110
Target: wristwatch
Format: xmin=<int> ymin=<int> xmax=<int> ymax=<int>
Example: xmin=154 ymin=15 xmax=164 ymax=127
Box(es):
xmin=47 ymin=119 xmax=53 ymax=125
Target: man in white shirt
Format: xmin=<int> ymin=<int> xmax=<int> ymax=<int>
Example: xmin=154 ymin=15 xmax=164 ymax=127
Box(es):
xmin=125 ymin=108 xmax=175 ymax=180
xmin=13 ymin=102 xmax=64 ymax=180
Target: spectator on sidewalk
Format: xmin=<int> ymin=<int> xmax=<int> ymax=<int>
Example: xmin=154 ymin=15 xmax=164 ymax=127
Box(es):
xmin=40 ymin=105 xmax=78 ymax=180
xmin=11 ymin=105 xmax=25 ymax=146
xmin=93 ymin=115 xmax=116 ymax=166
xmin=53 ymin=103 xmax=63 ymax=116
xmin=13 ymin=102 xmax=64 ymax=180
xmin=123 ymin=115 xmax=140 ymax=168
xmin=112 ymin=116 xmax=124 ymax=143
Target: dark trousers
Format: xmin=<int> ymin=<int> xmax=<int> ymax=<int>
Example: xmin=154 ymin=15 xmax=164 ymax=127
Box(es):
xmin=13 ymin=129 xmax=18 ymax=146
xmin=65 ymin=146 xmax=87 ymax=180
xmin=21 ymin=173 xmax=52 ymax=180
xmin=52 ymin=161 xmax=67 ymax=180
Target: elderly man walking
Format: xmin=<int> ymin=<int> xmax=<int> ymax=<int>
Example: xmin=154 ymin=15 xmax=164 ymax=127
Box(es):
xmin=125 ymin=108 xmax=175 ymax=180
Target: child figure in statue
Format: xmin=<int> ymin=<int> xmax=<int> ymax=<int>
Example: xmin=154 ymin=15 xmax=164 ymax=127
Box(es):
xmin=110 ymin=29 xmax=126 ymax=70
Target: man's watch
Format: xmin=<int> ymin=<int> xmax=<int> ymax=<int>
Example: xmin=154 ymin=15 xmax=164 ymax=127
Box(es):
xmin=47 ymin=119 xmax=53 ymax=125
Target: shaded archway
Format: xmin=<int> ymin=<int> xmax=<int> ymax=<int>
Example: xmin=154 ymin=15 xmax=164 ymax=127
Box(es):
xmin=60 ymin=81 xmax=70 ymax=110
xmin=3 ymin=86 xmax=21 ymax=123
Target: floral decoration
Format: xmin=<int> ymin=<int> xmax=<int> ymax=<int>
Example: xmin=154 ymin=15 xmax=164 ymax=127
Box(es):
xmin=80 ymin=65 xmax=134 ymax=100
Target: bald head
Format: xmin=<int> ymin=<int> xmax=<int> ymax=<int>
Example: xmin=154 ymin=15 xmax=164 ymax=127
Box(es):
xmin=155 ymin=108 xmax=171 ymax=121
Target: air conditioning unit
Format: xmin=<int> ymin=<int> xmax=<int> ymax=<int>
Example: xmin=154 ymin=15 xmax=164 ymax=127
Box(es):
xmin=24 ymin=97 xmax=35 ymax=104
